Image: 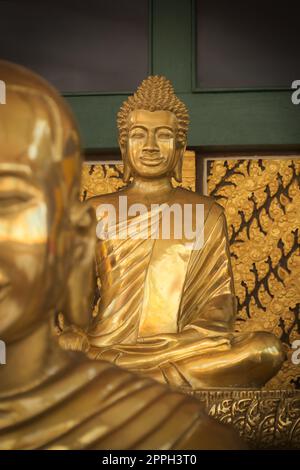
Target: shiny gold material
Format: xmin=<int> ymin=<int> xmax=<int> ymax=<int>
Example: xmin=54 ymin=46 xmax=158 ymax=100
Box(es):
xmin=81 ymin=163 xmax=125 ymax=200
xmin=65 ymin=76 xmax=285 ymax=390
xmin=194 ymin=389 xmax=300 ymax=449
xmin=0 ymin=61 xmax=245 ymax=450
xmin=80 ymin=150 xmax=195 ymax=201
xmin=207 ymin=157 xmax=300 ymax=389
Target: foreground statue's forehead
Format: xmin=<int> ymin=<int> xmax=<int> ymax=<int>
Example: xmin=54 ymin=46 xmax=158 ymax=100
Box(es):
xmin=0 ymin=89 xmax=58 ymax=166
xmin=128 ymin=109 xmax=178 ymax=128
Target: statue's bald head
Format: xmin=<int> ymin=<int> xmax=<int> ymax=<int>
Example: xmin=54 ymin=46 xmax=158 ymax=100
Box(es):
xmin=0 ymin=61 xmax=94 ymax=343
xmin=0 ymin=60 xmax=82 ymax=203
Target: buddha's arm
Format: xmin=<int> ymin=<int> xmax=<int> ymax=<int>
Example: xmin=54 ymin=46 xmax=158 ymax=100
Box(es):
xmin=178 ymin=203 xmax=236 ymax=335
xmin=88 ymin=203 xmax=236 ymax=368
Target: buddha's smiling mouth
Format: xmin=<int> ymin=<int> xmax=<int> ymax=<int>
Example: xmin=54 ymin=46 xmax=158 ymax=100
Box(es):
xmin=140 ymin=154 xmax=166 ymax=166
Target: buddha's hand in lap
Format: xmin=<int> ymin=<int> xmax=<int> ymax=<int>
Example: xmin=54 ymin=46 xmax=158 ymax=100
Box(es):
xmin=136 ymin=331 xmax=232 ymax=350
xmin=87 ymin=335 xmax=232 ymax=370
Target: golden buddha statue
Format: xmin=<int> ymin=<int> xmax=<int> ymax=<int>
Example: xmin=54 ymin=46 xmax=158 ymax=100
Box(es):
xmin=0 ymin=60 xmax=244 ymax=450
xmin=67 ymin=75 xmax=285 ymax=390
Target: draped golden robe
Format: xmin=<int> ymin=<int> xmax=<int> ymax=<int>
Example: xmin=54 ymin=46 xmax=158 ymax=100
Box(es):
xmin=87 ymin=191 xmax=284 ymax=389
xmin=0 ymin=354 xmax=244 ymax=450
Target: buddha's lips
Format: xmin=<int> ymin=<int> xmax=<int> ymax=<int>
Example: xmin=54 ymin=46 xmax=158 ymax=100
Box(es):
xmin=140 ymin=154 xmax=165 ymax=166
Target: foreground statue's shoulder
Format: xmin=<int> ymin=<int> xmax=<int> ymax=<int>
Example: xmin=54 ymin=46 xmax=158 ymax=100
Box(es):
xmin=75 ymin=359 xmax=245 ymax=450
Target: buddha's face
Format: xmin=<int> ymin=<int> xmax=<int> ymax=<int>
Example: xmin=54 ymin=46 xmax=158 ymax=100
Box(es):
xmin=0 ymin=91 xmax=75 ymax=343
xmin=125 ymin=109 xmax=183 ymax=179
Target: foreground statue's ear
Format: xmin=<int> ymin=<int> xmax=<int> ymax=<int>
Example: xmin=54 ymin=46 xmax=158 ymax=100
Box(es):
xmin=63 ymin=200 xmax=96 ymax=329
xmin=172 ymin=143 xmax=186 ymax=183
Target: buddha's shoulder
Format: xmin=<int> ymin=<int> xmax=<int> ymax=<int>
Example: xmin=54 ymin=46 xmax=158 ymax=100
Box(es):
xmin=172 ymin=188 xmax=225 ymax=217
xmin=87 ymin=187 xmax=129 ymax=208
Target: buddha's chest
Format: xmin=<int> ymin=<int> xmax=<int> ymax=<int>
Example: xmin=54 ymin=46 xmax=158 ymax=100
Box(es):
xmin=137 ymin=239 xmax=191 ymax=336
xmin=96 ymin=235 xmax=192 ymax=338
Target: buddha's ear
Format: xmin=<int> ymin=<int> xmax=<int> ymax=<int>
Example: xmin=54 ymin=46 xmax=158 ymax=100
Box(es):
xmin=123 ymin=161 xmax=132 ymax=183
xmin=172 ymin=142 xmax=186 ymax=183
xmin=119 ymin=137 xmax=132 ymax=183
xmin=63 ymin=200 xmax=96 ymax=329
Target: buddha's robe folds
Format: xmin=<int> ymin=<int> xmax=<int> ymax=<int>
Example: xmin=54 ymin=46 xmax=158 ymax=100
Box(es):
xmin=87 ymin=194 xmax=284 ymax=389
xmin=0 ymin=355 xmax=244 ymax=450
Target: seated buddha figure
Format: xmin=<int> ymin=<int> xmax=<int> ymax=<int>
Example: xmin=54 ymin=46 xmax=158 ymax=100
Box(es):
xmin=0 ymin=60 xmax=244 ymax=450
xmin=78 ymin=76 xmax=285 ymax=390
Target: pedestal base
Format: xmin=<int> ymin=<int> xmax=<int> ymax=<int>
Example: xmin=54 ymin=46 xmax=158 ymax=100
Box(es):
xmin=191 ymin=389 xmax=300 ymax=449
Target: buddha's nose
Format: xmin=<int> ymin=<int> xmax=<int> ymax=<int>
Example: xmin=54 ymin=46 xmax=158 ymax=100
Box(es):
xmin=144 ymin=131 xmax=159 ymax=152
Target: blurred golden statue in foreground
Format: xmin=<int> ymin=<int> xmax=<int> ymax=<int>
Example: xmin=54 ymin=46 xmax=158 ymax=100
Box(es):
xmin=66 ymin=76 xmax=285 ymax=390
xmin=0 ymin=61 xmax=244 ymax=450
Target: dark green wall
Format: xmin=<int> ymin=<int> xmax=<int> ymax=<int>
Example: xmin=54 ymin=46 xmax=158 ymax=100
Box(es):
xmin=65 ymin=0 xmax=300 ymax=152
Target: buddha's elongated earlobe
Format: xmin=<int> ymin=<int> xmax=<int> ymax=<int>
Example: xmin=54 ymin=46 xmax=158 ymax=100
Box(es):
xmin=172 ymin=144 xmax=186 ymax=183
xmin=119 ymin=138 xmax=132 ymax=183
xmin=123 ymin=160 xmax=132 ymax=183
xmin=172 ymin=158 xmax=182 ymax=182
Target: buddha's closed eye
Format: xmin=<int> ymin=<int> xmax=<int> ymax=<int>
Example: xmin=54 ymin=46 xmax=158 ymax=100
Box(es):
xmin=0 ymin=191 xmax=35 ymax=212
xmin=131 ymin=132 xmax=145 ymax=138
xmin=157 ymin=132 xmax=173 ymax=139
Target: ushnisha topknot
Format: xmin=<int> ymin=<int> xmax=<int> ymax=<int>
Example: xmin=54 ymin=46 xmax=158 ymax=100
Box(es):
xmin=117 ymin=75 xmax=189 ymax=146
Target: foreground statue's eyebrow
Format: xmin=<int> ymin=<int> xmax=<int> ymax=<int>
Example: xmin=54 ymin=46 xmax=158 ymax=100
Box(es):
xmin=0 ymin=163 xmax=32 ymax=178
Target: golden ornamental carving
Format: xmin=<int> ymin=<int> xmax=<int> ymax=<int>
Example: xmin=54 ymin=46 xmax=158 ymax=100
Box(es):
xmin=193 ymin=389 xmax=300 ymax=449
xmin=207 ymin=158 xmax=300 ymax=389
